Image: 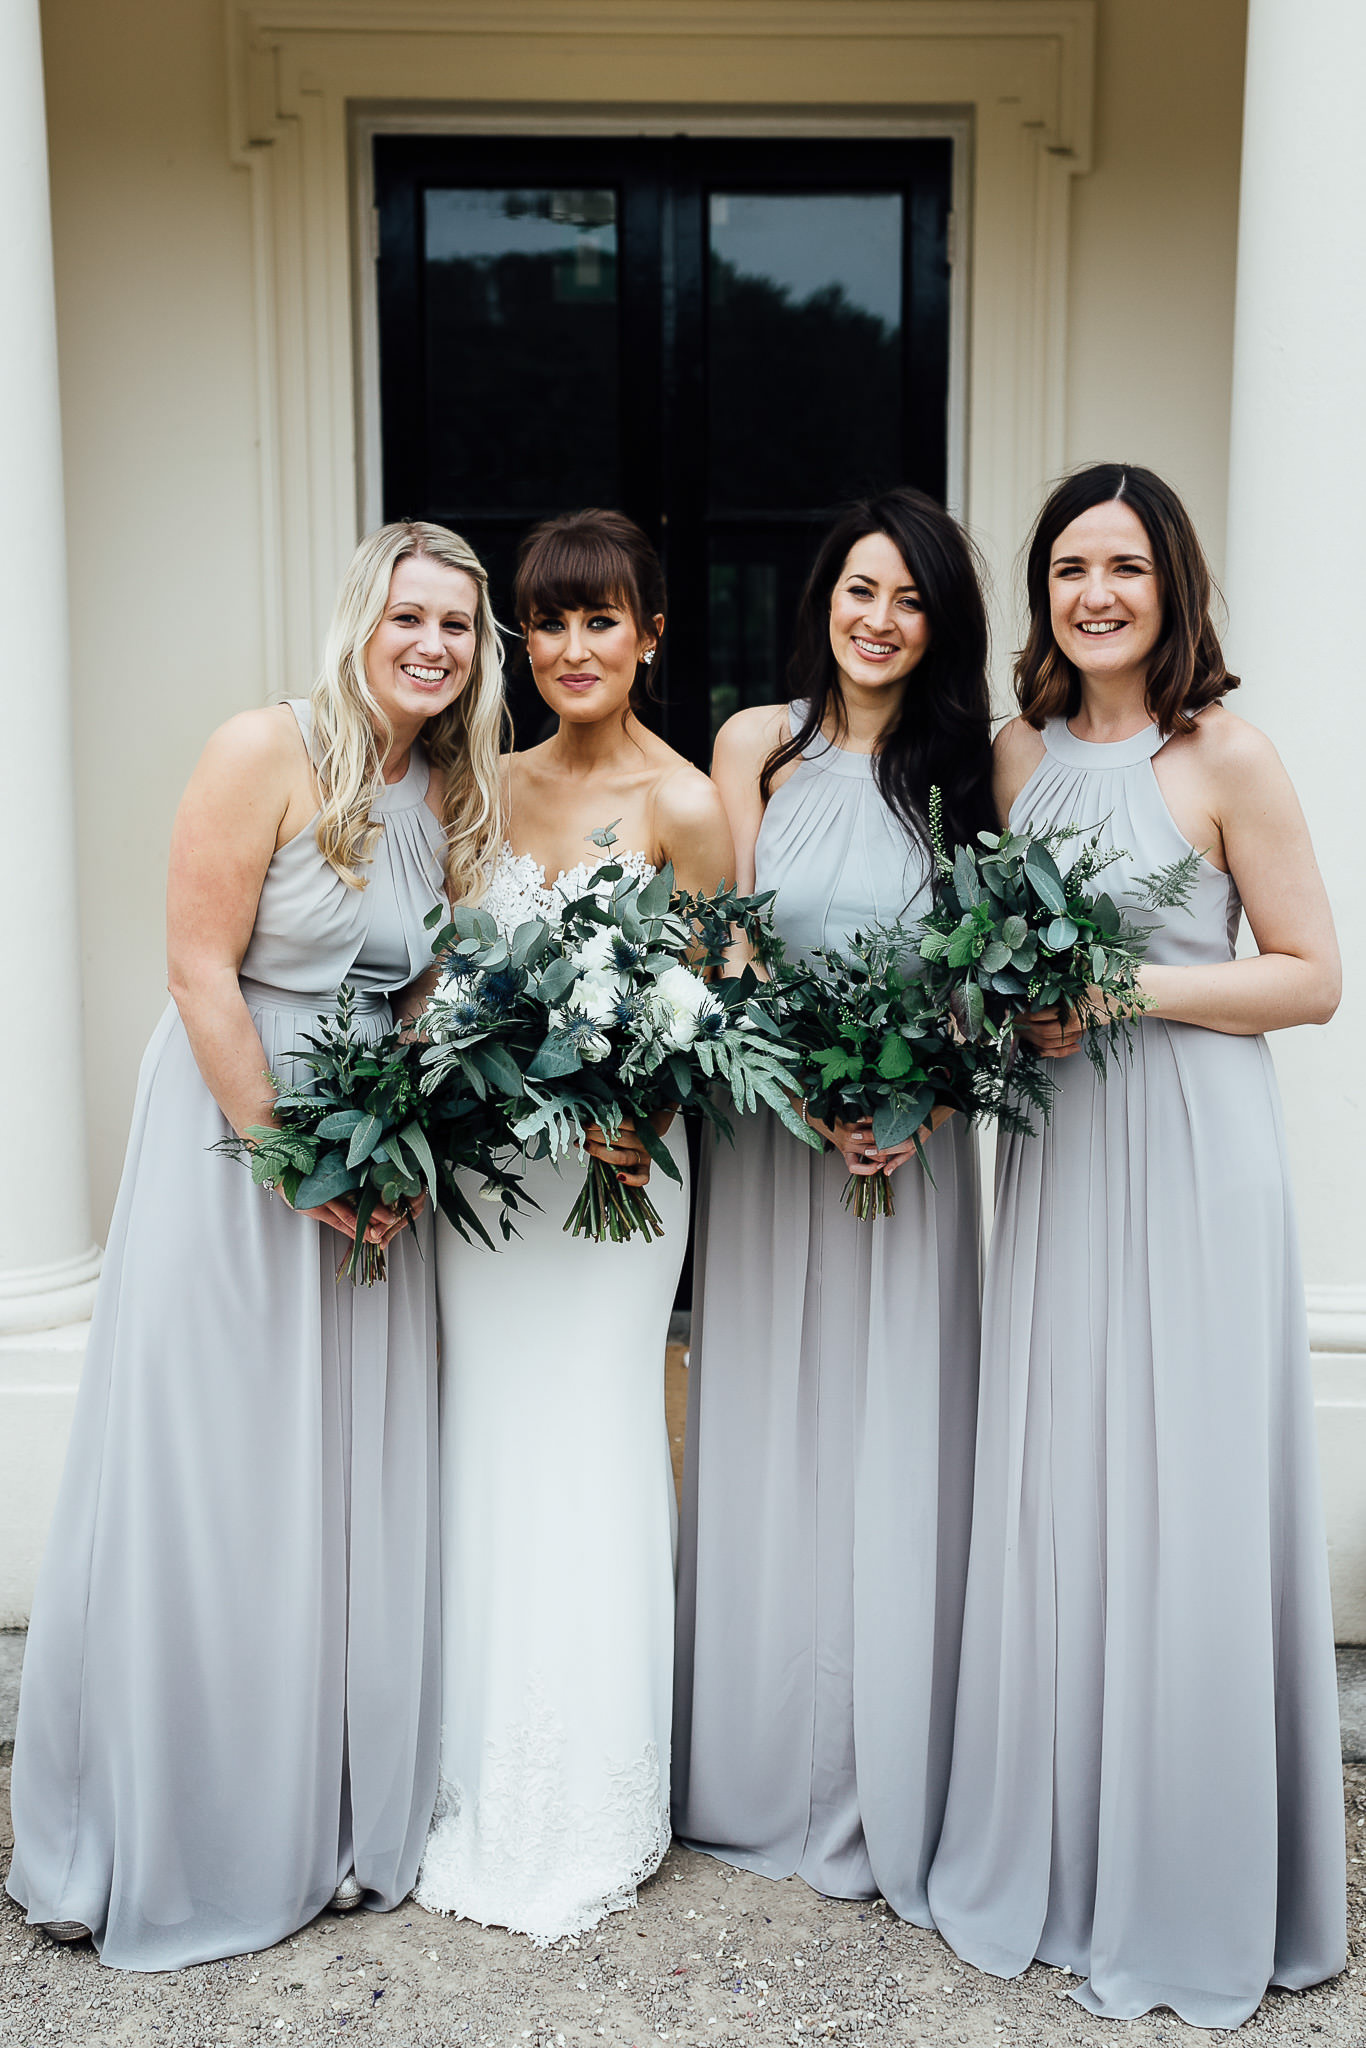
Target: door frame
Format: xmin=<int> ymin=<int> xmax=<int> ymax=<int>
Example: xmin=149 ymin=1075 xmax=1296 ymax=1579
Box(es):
xmin=227 ymin=0 xmax=1096 ymax=704
xmin=352 ymin=107 xmax=972 ymax=548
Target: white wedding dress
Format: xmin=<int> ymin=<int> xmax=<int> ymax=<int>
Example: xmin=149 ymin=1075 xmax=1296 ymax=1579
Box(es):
xmin=416 ymin=844 xmax=687 ymax=1944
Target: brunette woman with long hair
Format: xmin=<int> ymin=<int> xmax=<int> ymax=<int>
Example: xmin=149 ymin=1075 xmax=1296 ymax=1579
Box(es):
xmin=8 ymin=523 xmax=506 ymax=1968
xmin=673 ymin=488 xmax=994 ymax=1919
xmin=927 ymin=464 xmax=1346 ymax=2023
xmin=415 ymin=509 xmax=736 ymax=1946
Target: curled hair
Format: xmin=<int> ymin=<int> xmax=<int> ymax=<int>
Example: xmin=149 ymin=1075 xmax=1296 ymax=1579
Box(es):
xmin=760 ymin=488 xmax=994 ymax=853
xmin=1016 ymin=463 xmax=1239 ymax=734
xmin=513 ymin=507 xmax=665 ymax=710
xmin=309 ymin=520 xmax=506 ymax=902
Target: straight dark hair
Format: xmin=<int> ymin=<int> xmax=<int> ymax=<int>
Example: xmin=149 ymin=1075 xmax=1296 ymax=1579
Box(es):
xmin=760 ymin=488 xmax=994 ymax=852
xmin=1016 ymin=463 xmax=1238 ymax=734
xmin=513 ymin=507 xmax=665 ymax=712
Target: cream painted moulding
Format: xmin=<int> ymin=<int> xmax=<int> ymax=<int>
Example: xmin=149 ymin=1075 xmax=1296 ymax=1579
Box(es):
xmin=227 ymin=0 xmax=1095 ymax=697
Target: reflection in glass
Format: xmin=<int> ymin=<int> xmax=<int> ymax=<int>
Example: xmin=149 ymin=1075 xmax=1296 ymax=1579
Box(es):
xmin=708 ymin=193 xmax=902 ymax=512
xmin=423 ymin=189 xmax=619 ymax=513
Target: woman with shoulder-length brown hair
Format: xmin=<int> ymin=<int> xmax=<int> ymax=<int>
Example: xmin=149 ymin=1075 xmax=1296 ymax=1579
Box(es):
xmin=7 ymin=521 xmax=506 ymax=1970
xmin=926 ymin=463 xmax=1346 ymax=2025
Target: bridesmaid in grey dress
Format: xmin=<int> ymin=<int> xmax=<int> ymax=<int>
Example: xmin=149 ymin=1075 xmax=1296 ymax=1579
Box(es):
xmin=674 ymin=490 xmax=993 ymax=1919
xmin=927 ymin=465 xmax=1346 ymax=2025
xmin=6 ymin=521 xmax=507 ymax=1970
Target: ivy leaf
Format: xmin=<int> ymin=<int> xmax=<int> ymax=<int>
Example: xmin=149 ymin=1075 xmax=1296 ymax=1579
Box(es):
xmin=811 ymin=1046 xmax=865 ymax=1084
xmin=946 ymin=924 xmax=983 ymax=969
xmin=875 ymin=1032 xmax=915 ymax=1081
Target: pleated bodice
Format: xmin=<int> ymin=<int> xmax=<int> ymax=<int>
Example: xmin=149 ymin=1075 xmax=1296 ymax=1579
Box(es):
xmin=238 ymin=700 xmax=446 ymax=1013
xmin=1013 ymin=716 xmax=1240 ymax=966
xmin=754 ymin=704 xmax=930 ymax=957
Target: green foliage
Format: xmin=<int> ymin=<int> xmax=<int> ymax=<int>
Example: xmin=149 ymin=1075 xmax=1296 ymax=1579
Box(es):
xmin=915 ymin=787 xmax=1200 ymax=1114
xmin=213 ymin=984 xmax=528 ymax=1282
xmin=418 ymin=823 xmax=818 ymax=1244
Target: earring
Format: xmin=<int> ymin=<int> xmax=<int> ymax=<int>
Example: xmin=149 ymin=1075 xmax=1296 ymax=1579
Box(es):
xmin=642 ymin=650 xmax=655 ymax=665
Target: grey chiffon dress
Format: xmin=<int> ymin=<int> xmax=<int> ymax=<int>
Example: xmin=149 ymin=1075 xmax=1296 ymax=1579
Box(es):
xmin=926 ymin=716 xmax=1347 ymax=2026
xmin=673 ymin=710 xmax=983 ymax=1920
xmin=6 ymin=701 xmax=445 ymax=1971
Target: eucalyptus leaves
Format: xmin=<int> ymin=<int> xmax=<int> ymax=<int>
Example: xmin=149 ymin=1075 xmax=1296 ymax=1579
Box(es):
xmin=771 ymin=927 xmax=1041 ymax=1220
xmin=917 ymin=784 xmax=1200 ymax=1083
xmin=213 ymin=986 xmax=524 ymax=1283
xmin=421 ymin=827 xmax=815 ymax=1244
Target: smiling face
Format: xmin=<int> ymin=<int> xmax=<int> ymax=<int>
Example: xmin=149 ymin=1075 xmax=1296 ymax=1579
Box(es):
xmin=827 ymin=530 xmax=932 ymax=695
xmin=1048 ymin=499 xmax=1163 ymax=688
xmin=363 ymin=552 xmax=480 ymax=734
xmin=524 ymin=596 xmax=663 ymax=726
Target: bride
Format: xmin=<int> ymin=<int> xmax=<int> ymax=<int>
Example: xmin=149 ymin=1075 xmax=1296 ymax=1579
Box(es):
xmin=416 ymin=507 xmax=736 ymax=1944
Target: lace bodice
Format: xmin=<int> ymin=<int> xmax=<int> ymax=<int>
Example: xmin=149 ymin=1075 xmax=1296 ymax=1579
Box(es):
xmin=480 ymin=841 xmax=658 ymax=936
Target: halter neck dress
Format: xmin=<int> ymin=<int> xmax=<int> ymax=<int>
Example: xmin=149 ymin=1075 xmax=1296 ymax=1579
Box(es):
xmin=926 ymin=716 xmax=1346 ymax=2024
xmin=673 ymin=709 xmax=983 ymax=1920
xmin=7 ymin=701 xmax=447 ymax=1970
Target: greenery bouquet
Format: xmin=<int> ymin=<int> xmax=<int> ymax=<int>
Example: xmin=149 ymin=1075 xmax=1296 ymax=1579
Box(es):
xmin=772 ymin=922 xmax=1040 ymax=1221
xmin=916 ymin=786 xmax=1199 ymax=1098
xmin=420 ymin=828 xmax=816 ymax=1244
xmin=213 ymin=985 xmax=524 ymax=1283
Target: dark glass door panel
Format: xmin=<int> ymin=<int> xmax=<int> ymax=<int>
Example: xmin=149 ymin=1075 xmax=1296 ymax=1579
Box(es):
xmin=707 ymin=192 xmax=903 ymax=512
xmin=422 ymin=188 xmax=620 ymax=515
xmin=375 ymin=134 xmax=952 ymax=766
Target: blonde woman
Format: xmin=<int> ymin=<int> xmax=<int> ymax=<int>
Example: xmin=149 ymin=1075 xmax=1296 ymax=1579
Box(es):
xmin=7 ymin=522 xmax=505 ymax=1971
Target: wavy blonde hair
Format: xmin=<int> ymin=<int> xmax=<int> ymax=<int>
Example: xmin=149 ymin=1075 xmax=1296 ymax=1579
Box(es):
xmin=309 ymin=521 xmax=506 ymax=901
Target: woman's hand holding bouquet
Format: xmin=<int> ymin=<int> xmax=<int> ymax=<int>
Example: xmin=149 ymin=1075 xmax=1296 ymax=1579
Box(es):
xmin=421 ymin=830 xmax=816 ymax=1244
xmin=213 ymin=986 xmax=525 ymax=1283
xmin=915 ymin=786 xmax=1200 ymax=1104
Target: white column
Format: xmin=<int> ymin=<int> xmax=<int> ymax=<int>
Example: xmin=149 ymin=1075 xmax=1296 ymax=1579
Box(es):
xmin=0 ymin=0 xmax=101 ymax=1624
xmin=1224 ymin=0 xmax=1366 ymax=1640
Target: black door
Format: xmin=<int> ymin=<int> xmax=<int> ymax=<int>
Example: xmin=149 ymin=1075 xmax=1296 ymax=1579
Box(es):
xmin=375 ymin=134 xmax=953 ymax=765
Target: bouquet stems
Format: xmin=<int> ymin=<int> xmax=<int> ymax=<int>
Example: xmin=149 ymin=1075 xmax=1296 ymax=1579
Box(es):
xmin=842 ymin=1169 xmax=896 ymax=1222
xmin=564 ymin=1156 xmax=668 ymax=1244
xmin=339 ymin=1238 xmax=389 ymax=1286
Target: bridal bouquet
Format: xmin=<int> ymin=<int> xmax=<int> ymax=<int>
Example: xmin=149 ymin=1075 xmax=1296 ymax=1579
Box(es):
xmin=916 ymin=787 xmax=1199 ymax=1095
xmin=213 ymin=986 xmax=524 ymax=1283
xmin=772 ymin=924 xmax=1040 ymax=1220
xmin=420 ymin=830 xmax=816 ymax=1243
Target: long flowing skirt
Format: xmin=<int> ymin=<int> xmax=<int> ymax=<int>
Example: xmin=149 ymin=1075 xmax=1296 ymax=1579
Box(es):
xmin=926 ymin=1023 xmax=1346 ymax=2025
xmin=673 ymin=1108 xmax=982 ymax=1921
xmin=6 ymin=998 xmax=440 ymax=1971
xmin=417 ymin=1127 xmax=687 ymax=1944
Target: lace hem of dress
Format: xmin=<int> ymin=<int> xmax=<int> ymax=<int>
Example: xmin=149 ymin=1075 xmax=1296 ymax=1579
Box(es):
xmin=480 ymin=843 xmax=658 ymax=939
xmin=414 ymin=1682 xmax=671 ymax=1946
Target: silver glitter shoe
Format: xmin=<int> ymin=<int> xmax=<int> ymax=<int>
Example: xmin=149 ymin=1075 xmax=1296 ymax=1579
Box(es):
xmin=330 ymin=1873 xmax=363 ymax=1912
xmin=40 ymin=1921 xmax=92 ymax=1944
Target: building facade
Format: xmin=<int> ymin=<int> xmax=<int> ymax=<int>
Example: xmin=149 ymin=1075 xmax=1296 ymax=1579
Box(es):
xmin=2 ymin=0 xmax=1363 ymax=1631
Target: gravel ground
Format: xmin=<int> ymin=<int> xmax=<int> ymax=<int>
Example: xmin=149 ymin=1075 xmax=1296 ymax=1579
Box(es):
xmin=1 ymin=1758 xmax=1363 ymax=2048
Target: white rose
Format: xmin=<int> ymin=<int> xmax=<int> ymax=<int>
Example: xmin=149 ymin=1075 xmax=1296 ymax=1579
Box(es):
xmin=653 ymin=964 xmax=721 ymax=1049
xmin=571 ymin=928 xmax=617 ymax=975
xmin=567 ymin=968 xmax=622 ymax=1025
